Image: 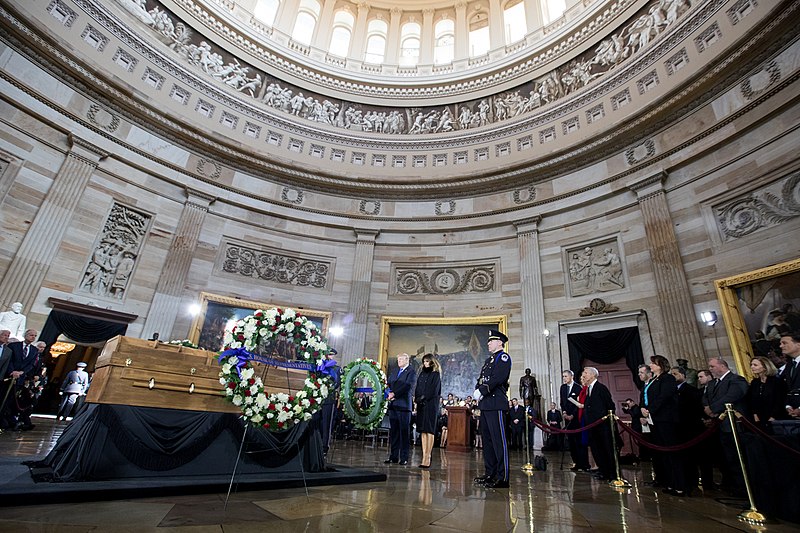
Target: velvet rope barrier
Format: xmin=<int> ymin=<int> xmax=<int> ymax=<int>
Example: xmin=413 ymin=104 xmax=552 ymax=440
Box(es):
xmin=615 ymin=418 xmax=720 ymax=452
xmin=530 ymin=416 xmax=609 ymax=434
xmin=737 ymin=416 xmax=800 ymax=459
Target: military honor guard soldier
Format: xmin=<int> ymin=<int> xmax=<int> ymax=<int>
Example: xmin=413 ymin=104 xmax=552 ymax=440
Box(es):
xmin=473 ymin=329 xmax=512 ymax=489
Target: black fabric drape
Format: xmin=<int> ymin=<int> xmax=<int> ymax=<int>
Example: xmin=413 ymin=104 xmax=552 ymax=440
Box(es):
xmin=567 ymin=326 xmax=645 ymax=388
xmin=43 ymin=404 xmax=324 ymax=481
xmin=40 ymin=310 xmax=128 ymax=349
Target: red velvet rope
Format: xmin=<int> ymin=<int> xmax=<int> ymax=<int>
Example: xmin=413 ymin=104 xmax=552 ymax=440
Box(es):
xmin=615 ymin=419 xmax=720 ymax=451
xmin=736 ymin=416 xmax=800 ymax=459
xmin=531 ymin=416 xmax=609 ymax=434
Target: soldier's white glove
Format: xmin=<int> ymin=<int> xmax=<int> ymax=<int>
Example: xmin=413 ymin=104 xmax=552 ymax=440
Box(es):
xmin=473 ymin=389 xmax=482 ymax=402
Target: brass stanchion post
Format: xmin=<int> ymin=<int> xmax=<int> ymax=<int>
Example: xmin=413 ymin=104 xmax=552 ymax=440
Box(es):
xmin=725 ymin=403 xmax=767 ymax=525
xmin=522 ymin=406 xmax=534 ymax=473
xmin=607 ymin=411 xmax=631 ymax=489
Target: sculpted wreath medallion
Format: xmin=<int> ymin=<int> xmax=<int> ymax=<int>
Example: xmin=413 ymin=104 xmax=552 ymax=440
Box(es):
xmin=217 ymin=307 xmax=333 ymax=431
xmin=340 ymin=358 xmax=388 ymax=430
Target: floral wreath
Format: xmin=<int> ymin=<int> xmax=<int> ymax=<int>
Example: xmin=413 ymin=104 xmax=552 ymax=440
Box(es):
xmin=217 ymin=308 xmax=334 ymax=431
xmin=340 ymin=358 xmax=388 ymax=430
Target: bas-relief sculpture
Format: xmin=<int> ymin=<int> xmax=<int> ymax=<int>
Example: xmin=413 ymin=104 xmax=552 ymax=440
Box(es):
xmin=0 ymin=302 xmax=27 ymax=340
xmin=79 ymin=203 xmax=151 ymax=300
xmin=394 ymin=265 xmax=495 ymax=295
xmin=715 ymin=170 xmax=800 ymax=241
xmin=114 ymin=0 xmax=693 ymax=135
xmin=567 ymin=244 xmax=625 ymax=297
xmin=220 ymin=242 xmax=330 ymax=289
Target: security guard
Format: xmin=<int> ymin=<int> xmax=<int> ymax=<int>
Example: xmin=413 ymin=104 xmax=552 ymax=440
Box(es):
xmin=473 ymin=329 xmax=512 ymax=489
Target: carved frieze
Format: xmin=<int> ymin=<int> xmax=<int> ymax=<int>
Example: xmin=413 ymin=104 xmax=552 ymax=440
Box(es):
xmin=393 ymin=262 xmax=496 ymax=296
xmin=715 ymin=171 xmax=800 ymax=241
xmin=79 ymin=202 xmax=151 ymax=300
xmin=564 ymin=238 xmax=627 ymax=298
xmin=219 ymin=241 xmax=330 ymax=289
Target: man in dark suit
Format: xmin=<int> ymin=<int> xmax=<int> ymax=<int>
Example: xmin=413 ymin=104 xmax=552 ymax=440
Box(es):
xmin=779 ymin=332 xmax=800 ymax=389
xmin=704 ymin=357 xmax=748 ymax=495
xmin=581 ymin=366 xmax=617 ymax=482
xmin=0 ymin=329 xmax=13 ymax=430
xmin=508 ymin=398 xmax=524 ymax=450
xmin=473 ymin=329 xmax=512 ymax=489
xmin=385 ymin=352 xmax=416 ymax=465
xmin=5 ymin=329 xmax=39 ymax=430
xmin=671 ymin=365 xmax=705 ymax=492
xmin=560 ymin=369 xmax=589 ymax=470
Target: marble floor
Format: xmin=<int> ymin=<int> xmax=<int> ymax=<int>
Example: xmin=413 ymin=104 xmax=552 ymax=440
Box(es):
xmin=0 ymin=416 xmax=795 ymax=532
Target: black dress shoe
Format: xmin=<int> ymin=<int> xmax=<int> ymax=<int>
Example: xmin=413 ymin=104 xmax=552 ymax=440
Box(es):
xmin=399 ymin=460 xmax=408 ymax=465
xmin=384 ymin=458 xmax=398 ymax=464
xmin=485 ymin=479 xmax=510 ymax=489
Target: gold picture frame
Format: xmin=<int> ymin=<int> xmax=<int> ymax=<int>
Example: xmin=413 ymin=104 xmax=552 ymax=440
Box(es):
xmin=188 ymin=292 xmax=331 ymax=352
xmin=715 ymin=258 xmax=800 ymax=377
xmin=378 ymin=315 xmax=507 ymax=398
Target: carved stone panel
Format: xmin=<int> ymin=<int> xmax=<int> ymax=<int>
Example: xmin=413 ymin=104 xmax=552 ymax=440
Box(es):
xmin=392 ymin=261 xmax=497 ymax=297
xmin=714 ymin=171 xmax=800 ymax=242
xmin=217 ymin=239 xmax=332 ymax=290
xmin=79 ymin=203 xmax=152 ymax=300
xmin=563 ymin=237 xmax=627 ymax=298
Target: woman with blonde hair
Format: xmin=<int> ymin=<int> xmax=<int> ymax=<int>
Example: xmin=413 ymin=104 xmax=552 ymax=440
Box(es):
xmin=746 ymin=355 xmax=787 ymax=429
xmin=414 ymin=353 xmax=442 ymax=468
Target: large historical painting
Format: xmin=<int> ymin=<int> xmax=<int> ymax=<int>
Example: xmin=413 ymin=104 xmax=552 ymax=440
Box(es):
xmin=188 ymin=292 xmax=330 ymax=353
xmin=715 ymin=258 xmax=800 ymax=377
xmin=378 ymin=316 xmax=507 ymax=399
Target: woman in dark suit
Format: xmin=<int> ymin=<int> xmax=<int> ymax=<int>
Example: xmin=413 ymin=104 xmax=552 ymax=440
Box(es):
xmin=414 ymin=353 xmax=442 ymax=468
xmin=640 ymin=355 xmax=686 ymax=495
xmin=746 ymin=356 xmax=787 ymax=430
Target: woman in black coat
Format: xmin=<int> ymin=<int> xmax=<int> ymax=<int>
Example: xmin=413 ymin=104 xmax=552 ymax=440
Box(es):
xmin=414 ymin=353 xmax=442 ymax=468
xmin=640 ymin=354 xmax=686 ymax=495
xmin=747 ymin=356 xmax=788 ymax=430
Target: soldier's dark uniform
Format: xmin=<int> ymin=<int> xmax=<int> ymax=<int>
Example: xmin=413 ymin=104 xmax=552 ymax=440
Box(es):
xmin=474 ymin=330 xmax=512 ymax=488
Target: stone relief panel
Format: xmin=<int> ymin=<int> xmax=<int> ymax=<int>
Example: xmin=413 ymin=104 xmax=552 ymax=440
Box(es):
xmin=714 ymin=170 xmax=800 ymax=242
xmin=564 ymin=238 xmax=627 ymax=298
xmin=393 ymin=262 xmax=497 ymax=296
xmin=110 ymin=0 xmax=694 ymax=136
xmin=217 ymin=240 xmax=331 ymax=290
xmin=79 ymin=202 xmax=152 ymax=300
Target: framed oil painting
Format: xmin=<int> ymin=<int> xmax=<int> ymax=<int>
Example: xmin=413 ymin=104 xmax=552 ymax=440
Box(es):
xmin=188 ymin=292 xmax=331 ymax=353
xmin=715 ymin=258 xmax=800 ymax=377
xmin=378 ymin=315 xmax=507 ymax=399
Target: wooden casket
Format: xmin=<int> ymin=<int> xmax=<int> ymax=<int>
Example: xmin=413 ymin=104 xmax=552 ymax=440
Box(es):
xmin=86 ymin=335 xmax=309 ymax=413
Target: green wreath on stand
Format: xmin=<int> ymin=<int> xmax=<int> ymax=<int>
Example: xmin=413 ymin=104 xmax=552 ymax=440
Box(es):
xmin=341 ymin=358 xmax=389 ymax=430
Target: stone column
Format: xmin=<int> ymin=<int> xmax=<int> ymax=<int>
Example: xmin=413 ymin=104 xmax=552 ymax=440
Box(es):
xmin=420 ymin=9 xmax=435 ymax=64
xmin=514 ymin=216 xmax=552 ymax=408
xmin=628 ymin=173 xmax=706 ymax=368
xmin=341 ymin=228 xmax=379 ymax=360
xmin=141 ymin=190 xmax=215 ymax=340
xmin=348 ymin=2 xmax=370 ymax=60
xmin=274 ymin=0 xmax=300 ymax=36
xmin=523 ymin=0 xmax=543 ymax=33
xmin=311 ymin=0 xmax=337 ymax=49
xmin=454 ymin=1 xmax=468 ymax=59
xmin=386 ymin=7 xmax=402 ymax=64
xmin=0 ymin=135 xmax=107 ymax=309
xmin=489 ymin=0 xmax=505 ymax=49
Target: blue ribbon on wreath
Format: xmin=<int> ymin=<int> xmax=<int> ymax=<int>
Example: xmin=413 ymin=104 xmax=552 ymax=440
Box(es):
xmin=219 ymin=347 xmax=336 ymax=378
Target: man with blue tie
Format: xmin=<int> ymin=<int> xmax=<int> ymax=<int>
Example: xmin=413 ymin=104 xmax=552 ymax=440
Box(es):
xmin=473 ymin=329 xmax=512 ymax=489
xmin=385 ymin=353 xmax=416 ymax=465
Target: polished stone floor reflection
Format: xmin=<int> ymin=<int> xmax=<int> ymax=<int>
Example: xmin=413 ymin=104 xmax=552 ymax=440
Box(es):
xmin=0 ymin=416 xmax=796 ymax=532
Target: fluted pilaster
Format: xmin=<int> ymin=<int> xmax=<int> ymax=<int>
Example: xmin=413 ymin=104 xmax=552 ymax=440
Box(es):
xmin=515 ymin=216 xmax=552 ymax=407
xmin=0 ymin=135 xmax=107 ymax=311
xmin=141 ymin=190 xmax=214 ymax=339
xmin=629 ymin=173 xmax=706 ymax=368
xmin=341 ymin=228 xmax=379 ymax=361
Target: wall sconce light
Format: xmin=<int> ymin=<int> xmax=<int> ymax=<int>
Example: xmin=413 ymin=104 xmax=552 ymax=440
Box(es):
xmin=701 ymin=311 xmax=718 ymax=326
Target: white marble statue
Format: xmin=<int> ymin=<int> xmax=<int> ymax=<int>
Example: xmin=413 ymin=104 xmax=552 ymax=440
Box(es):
xmin=0 ymin=302 xmax=27 ymax=341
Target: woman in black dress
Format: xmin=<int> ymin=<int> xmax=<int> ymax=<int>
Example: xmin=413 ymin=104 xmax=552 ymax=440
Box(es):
xmin=640 ymin=354 xmax=686 ymax=495
xmin=414 ymin=353 xmax=442 ymax=468
xmin=746 ymin=356 xmax=787 ymax=430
